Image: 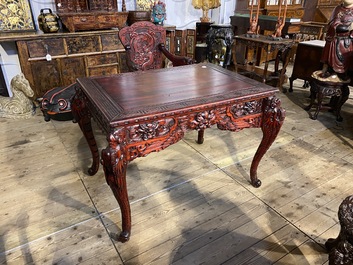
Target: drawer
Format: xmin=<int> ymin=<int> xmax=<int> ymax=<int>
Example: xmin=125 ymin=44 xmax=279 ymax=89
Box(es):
xmin=86 ymin=53 xmax=118 ymax=66
xmin=26 ymin=38 xmax=65 ymax=58
xmin=101 ymin=33 xmax=123 ymax=50
xmin=66 ymin=35 xmax=100 ymax=54
xmin=97 ymin=14 xmax=117 ymax=24
xmin=88 ymin=65 xmax=119 ymax=76
xmin=73 ymin=15 xmax=96 ymax=25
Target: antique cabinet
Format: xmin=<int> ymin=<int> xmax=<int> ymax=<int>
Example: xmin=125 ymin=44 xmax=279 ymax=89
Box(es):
xmin=314 ymin=0 xmax=341 ymax=22
xmin=264 ymin=0 xmax=305 ymax=19
xmin=15 ymin=30 xmax=127 ymax=98
xmin=289 ymin=39 xmax=325 ymax=92
xmin=175 ymin=29 xmax=196 ymax=59
xmin=237 ymin=0 xmax=305 ymax=19
xmin=54 ymin=0 xmax=128 ymax=32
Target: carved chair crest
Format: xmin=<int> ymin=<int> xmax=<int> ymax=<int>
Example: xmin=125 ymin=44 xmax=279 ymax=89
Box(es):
xmin=119 ymin=21 xmax=166 ymax=71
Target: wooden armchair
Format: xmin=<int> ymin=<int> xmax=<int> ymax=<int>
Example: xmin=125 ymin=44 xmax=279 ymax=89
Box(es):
xmin=118 ymin=21 xmax=194 ymax=71
xmin=118 ymin=21 xmax=206 ymax=144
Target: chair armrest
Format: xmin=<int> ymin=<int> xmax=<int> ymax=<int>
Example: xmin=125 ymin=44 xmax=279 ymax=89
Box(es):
xmin=158 ymin=43 xmax=195 ymax=66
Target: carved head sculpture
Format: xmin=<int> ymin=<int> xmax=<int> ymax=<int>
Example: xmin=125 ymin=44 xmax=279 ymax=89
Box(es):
xmin=151 ymin=1 xmax=166 ymax=25
xmin=0 ymin=73 xmax=34 ymax=119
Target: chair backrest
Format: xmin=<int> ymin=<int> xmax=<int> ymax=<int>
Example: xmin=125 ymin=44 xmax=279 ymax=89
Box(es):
xmin=118 ymin=21 xmax=166 ymax=71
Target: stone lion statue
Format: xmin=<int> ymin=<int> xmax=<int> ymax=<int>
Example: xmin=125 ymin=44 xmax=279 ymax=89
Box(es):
xmin=0 ymin=73 xmax=35 ymax=119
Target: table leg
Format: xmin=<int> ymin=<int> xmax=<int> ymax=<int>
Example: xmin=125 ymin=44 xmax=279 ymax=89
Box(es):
xmin=331 ymin=85 xmax=350 ymax=122
xmin=101 ymin=129 xmax=131 ymax=242
xmin=262 ymin=45 xmax=270 ymax=83
xmin=71 ymin=93 xmax=100 ymax=176
xmin=197 ymin=129 xmax=204 ymax=144
xmin=250 ymin=96 xmax=285 ymax=187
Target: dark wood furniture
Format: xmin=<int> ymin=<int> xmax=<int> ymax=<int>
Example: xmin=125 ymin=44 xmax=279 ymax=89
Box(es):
xmin=195 ymin=22 xmax=213 ymax=63
xmin=314 ymin=0 xmax=341 ymax=23
xmin=0 ymin=28 xmax=177 ymax=99
xmin=54 ymin=0 xmax=128 ymax=32
xmin=289 ymin=40 xmax=325 ymax=92
xmin=233 ymin=34 xmax=294 ymax=92
xmin=71 ymin=63 xmax=285 ymax=242
xmin=0 ymin=30 xmax=127 ymax=99
xmin=230 ymin=13 xmax=301 ymax=37
xmin=118 ymin=21 xmax=193 ymax=71
xmin=196 ymin=22 xmax=213 ymax=43
xmin=174 ymin=29 xmax=196 ymax=59
xmin=304 ymin=75 xmax=350 ymax=122
xmin=234 ymin=0 xmax=305 ymax=19
xmin=264 ymin=0 xmax=305 ymax=18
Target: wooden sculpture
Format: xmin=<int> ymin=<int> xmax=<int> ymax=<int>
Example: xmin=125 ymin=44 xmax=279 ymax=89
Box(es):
xmin=271 ymin=0 xmax=287 ymax=39
xmin=247 ymin=0 xmax=260 ymax=36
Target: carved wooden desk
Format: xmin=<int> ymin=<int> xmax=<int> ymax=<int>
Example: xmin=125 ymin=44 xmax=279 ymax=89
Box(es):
xmin=233 ymin=35 xmax=294 ymax=92
xmin=72 ymin=63 xmax=285 ymax=242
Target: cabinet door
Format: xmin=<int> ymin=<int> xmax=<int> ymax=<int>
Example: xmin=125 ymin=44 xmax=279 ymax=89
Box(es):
xmin=31 ymin=60 xmax=61 ymax=98
xmin=101 ymin=33 xmax=123 ymax=50
xmin=175 ymin=30 xmax=186 ymax=56
xmin=66 ymin=36 xmax=100 ymax=54
xmin=186 ymin=29 xmax=196 ymax=59
xmin=60 ymin=57 xmax=86 ymax=85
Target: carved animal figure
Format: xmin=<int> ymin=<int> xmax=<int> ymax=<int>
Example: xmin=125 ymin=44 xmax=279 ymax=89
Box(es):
xmin=0 ymin=73 xmax=34 ymax=119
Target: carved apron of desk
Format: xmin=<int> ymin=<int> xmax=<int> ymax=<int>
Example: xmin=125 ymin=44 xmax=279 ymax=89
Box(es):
xmin=72 ymin=91 xmax=285 ymax=242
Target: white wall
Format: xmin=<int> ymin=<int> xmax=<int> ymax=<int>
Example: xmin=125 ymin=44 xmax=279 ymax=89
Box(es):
xmin=0 ymin=0 xmax=235 ymax=95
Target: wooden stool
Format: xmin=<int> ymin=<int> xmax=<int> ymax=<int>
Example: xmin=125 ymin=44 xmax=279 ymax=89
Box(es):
xmin=304 ymin=71 xmax=350 ymax=122
xmin=325 ymin=195 xmax=353 ymax=265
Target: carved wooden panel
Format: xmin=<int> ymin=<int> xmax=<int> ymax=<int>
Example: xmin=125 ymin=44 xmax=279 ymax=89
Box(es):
xmin=60 ymin=57 xmax=86 ymax=85
xmin=118 ymin=52 xmax=129 ymax=73
xmin=31 ymin=60 xmax=61 ymax=97
xmin=66 ymin=36 xmax=100 ymax=54
xmin=15 ymin=30 xmax=126 ymax=98
xmin=175 ymin=29 xmax=186 ymax=56
xmin=86 ymin=53 xmax=118 ymax=66
xmin=186 ymin=29 xmax=196 ymax=59
xmin=317 ymin=0 xmax=339 ymax=5
xmin=88 ymin=65 xmax=119 ymax=76
xmin=27 ymin=39 xmax=65 ymax=58
xmin=101 ymin=34 xmax=123 ymax=50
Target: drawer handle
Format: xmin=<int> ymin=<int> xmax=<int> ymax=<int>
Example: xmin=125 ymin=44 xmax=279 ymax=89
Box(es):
xmin=80 ymin=18 xmax=87 ymax=22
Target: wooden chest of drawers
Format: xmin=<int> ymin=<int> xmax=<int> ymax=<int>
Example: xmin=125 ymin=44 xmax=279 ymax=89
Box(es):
xmin=15 ymin=30 xmax=128 ymax=98
xmin=54 ymin=0 xmax=128 ymax=32
xmin=59 ymin=12 xmax=128 ymax=32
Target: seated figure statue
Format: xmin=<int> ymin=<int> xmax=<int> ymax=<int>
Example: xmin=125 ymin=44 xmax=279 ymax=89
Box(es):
xmin=320 ymin=0 xmax=353 ymax=80
xmin=307 ymin=0 xmax=353 ymax=122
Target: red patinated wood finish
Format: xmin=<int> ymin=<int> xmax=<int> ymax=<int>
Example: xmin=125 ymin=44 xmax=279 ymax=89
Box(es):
xmin=71 ymin=63 xmax=285 ymax=242
xmin=118 ymin=21 xmax=194 ymax=71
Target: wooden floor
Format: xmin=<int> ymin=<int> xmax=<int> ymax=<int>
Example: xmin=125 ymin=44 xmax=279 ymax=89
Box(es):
xmin=1 ymin=64 xmax=353 ymax=264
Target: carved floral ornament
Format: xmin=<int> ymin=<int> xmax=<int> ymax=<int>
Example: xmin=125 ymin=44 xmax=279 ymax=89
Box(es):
xmin=136 ymin=0 xmax=154 ymax=11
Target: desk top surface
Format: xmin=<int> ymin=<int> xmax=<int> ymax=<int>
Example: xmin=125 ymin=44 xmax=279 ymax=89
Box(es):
xmin=235 ymin=35 xmax=294 ymax=45
xmin=298 ymin=40 xmax=326 ymax=47
xmin=77 ymin=63 xmax=277 ymax=124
